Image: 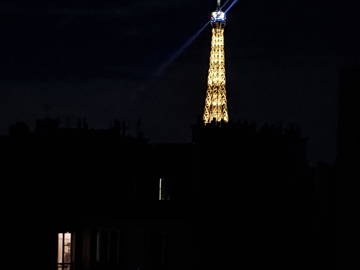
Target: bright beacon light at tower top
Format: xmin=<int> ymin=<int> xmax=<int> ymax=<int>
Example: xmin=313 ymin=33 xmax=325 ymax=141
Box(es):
xmin=211 ymin=10 xmax=226 ymax=24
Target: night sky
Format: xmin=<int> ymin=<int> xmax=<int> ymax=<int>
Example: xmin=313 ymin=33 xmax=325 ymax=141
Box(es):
xmin=0 ymin=0 xmax=355 ymax=163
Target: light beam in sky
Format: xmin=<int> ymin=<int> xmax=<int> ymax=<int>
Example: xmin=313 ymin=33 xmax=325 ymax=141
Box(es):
xmin=154 ymin=0 xmax=239 ymax=77
xmin=154 ymin=21 xmax=210 ymax=77
xmin=221 ymin=0 xmax=232 ymax=10
xmin=224 ymin=0 xmax=239 ymax=14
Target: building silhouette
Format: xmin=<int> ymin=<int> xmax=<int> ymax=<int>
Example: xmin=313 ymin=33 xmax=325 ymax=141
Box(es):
xmin=336 ymin=65 xmax=360 ymax=269
xmin=0 ymin=113 xmax=335 ymax=270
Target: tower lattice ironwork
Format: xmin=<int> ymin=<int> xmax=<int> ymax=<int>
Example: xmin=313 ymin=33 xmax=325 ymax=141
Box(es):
xmin=203 ymin=2 xmax=229 ymax=124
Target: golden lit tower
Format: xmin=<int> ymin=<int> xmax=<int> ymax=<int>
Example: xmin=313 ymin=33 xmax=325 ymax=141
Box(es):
xmin=203 ymin=0 xmax=229 ymax=124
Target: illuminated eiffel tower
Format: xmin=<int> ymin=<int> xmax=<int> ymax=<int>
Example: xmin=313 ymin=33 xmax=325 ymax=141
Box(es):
xmin=203 ymin=0 xmax=229 ymax=124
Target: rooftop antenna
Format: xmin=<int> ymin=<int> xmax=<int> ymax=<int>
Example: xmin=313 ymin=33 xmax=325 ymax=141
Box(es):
xmin=217 ymin=0 xmax=221 ymax=9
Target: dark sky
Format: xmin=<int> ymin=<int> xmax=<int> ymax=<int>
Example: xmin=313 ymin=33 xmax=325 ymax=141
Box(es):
xmin=0 ymin=0 xmax=356 ymax=163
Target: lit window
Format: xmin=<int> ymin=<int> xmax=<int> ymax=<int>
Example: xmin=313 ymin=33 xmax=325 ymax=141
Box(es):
xmin=58 ymin=233 xmax=72 ymax=270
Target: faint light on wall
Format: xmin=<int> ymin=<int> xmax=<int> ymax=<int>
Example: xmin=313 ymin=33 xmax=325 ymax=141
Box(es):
xmin=159 ymin=178 xmax=171 ymax=200
xmin=159 ymin=178 xmax=164 ymax=200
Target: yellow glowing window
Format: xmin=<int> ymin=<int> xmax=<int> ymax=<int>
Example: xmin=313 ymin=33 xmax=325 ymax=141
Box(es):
xmin=58 ymin=233 xmax=72 ymax=270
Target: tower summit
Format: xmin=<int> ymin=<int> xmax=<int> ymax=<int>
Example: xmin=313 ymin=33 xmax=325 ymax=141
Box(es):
xmin=203 ymin=0 xmax=229 ymax=124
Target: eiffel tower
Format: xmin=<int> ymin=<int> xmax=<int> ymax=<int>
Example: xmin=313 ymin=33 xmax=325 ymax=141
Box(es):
xmin=203 ymin=0 xmax=229 ymax=124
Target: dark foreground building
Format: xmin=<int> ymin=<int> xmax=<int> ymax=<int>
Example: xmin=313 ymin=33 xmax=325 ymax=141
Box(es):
xmin=336 ymin=65 xmax=360 ymax=269
xmin=1 ymin=118 xmax=333 ymax=270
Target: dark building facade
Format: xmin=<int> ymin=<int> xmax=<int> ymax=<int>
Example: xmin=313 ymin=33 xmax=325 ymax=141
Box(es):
xmin=1 ymin=118 xmax=333 ymax=270
xmin=337 ymin=66 xmax=360 ymax=165
xmin=336 ymin=65 xmax=360 ymax=269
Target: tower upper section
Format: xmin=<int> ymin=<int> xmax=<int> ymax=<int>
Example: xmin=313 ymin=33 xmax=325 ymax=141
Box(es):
xmin=212 ymin=0 xmax=226 ymax=25
xmin=211 ymin=0 xmax=226 ymax=29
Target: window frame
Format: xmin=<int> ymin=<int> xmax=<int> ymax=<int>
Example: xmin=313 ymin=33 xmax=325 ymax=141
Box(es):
xmin=57 ymin=232 xmax=73 ymax=270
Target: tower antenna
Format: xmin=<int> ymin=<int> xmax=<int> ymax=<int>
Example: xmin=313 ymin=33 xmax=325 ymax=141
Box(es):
xmin=217 ymin=0 xmax=221 ymax=8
